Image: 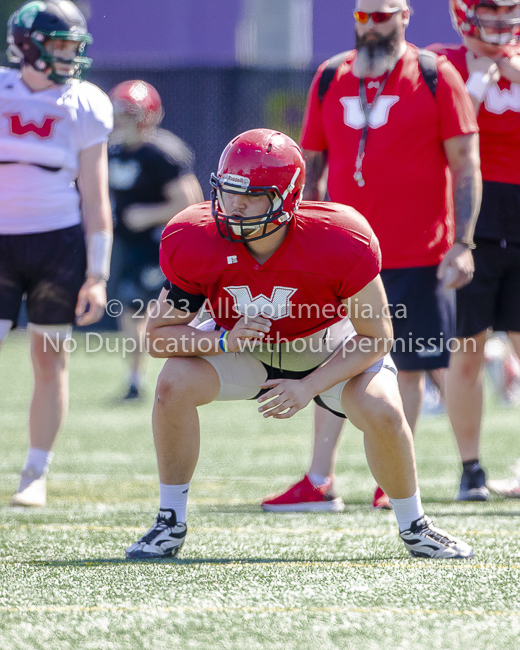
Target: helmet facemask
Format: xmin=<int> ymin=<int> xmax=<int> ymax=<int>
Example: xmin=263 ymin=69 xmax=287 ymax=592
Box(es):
xmin=210 ymin=170 xmax=301 ymax=243
xmin=463 ymin=1 xmax=520 ymax=45
xmin=37 ymin=32 xmax=92 ymax=83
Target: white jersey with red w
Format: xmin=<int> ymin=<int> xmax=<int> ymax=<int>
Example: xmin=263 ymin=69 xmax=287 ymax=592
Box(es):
xmin=0 ymin=68 xmax=113 ymax=234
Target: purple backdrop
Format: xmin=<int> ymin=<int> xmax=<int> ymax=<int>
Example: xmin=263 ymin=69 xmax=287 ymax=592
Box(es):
xmin=88 ymin=0 xmax=242 ymax=66
xmin=88 ymin=0 xmax=460 ymax=68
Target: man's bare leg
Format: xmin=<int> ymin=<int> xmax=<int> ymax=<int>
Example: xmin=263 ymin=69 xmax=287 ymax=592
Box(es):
xmin=309 ymin=406 xmax=344 ymax=478
xmin=445 ymin=331 xmax=487 ymax=462
xmin=397 ymin=370 xmax=425 ymax=435
xmin=445 ymin=330 xmax=488 ymax=501
xmin=11 ymin=330 xmax=69 ymax=507
xmin=125 ymin=356 xmax=222 ymax=559
xmin=340 ymin=370 xmax=472 ymax=557
xmin=121 ymin=310 xmax=148 ymax=396
xmin=341 ymin=372 xmax=416 ymax=499
xmin=28 ymin=331 xmax=69 ymax=452
xmin=152 ymin=356 xmax=221 ymax=484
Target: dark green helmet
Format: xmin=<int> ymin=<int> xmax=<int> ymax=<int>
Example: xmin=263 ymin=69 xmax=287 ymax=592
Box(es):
xmin=7 ymin=0 xmax=93 ymax=84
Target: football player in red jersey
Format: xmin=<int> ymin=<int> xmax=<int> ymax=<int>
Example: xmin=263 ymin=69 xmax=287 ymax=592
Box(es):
xmin=125 ymin=128 xmax=473 ymax=561
xmin=1 ymin=1 xmax=113 ymax=507
xmin=262 ymin=0 xmax=481 ymax=512
xmin=429 ymin=0 xmax=520 ymax=500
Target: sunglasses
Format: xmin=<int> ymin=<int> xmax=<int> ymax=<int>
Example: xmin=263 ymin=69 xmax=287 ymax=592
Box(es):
xmin=354 ymin=7 xmax=402 ymax=24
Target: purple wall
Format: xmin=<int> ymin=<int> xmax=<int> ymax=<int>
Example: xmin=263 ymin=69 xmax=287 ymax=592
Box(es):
xmin=88 ymin=0 xmax=460 ymax=68
xmin=88 ymin=0 xmax=241 ymax=66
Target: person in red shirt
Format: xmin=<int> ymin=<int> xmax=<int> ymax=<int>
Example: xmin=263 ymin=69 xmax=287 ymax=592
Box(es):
xmin=429 ymin=0 xmax=520 ymax=501
xmin=125 ymin=128 xmax=472 ymax=560
xmin=261 ymin=0 xmax=481 ymax=513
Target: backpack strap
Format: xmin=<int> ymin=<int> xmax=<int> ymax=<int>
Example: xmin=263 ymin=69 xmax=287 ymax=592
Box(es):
xmin=317 ymin=48 xmax=438 ymax=102
xmin=418 ymin=48 xmax=438 ymax=97
xmin=318 ymin=51 xmax=349 ymax=103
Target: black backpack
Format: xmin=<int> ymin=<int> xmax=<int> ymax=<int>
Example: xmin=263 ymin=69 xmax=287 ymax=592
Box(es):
xmin=317 ymin=49 xmax=438 ymax=103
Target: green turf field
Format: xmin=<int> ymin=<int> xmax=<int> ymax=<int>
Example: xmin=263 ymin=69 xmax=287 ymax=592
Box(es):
xmin=1 ymin=332 xmax=520 ymax=649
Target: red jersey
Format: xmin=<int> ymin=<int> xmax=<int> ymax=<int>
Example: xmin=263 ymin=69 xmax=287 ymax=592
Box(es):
xmin=300 ymin=43 xmax=478 ymax=269
xmin=429 ymin=43 xmax=520 ymax=185
xmin=160 ymin=201 xmax=381 ymax=341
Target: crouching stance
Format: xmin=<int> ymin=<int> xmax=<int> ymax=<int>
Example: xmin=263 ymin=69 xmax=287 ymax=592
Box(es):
xmin=126 ymin=129 xmax=472 ymax=560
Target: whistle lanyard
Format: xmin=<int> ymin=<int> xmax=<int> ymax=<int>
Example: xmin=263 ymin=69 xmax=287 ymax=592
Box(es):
xmin=354 ymin=73 xmax=390 ymax=188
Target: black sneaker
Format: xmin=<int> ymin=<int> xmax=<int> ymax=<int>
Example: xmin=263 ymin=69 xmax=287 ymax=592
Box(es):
xmin=123 ymin=384 xmax=141 ymax=400
xmin=456 ymin=467 xmax=490 ymax=501
xmin=400 ymin=515 xmax=473 ymax=559
xmin=126 ymin=509 xmax=187 ymax=559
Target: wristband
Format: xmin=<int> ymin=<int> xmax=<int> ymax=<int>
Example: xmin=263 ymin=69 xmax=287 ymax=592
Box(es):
xmin=466 ymin=71 xmax=493 ymax=103
xmin=87 ymin=231 xmax=113 ymax=281
xmin=218 ymin=330 xmax=230 ymax=353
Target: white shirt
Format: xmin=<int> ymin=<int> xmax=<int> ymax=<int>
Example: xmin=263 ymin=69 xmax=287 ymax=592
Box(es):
xmin=0 ymin=68 xmax=113 ymax=234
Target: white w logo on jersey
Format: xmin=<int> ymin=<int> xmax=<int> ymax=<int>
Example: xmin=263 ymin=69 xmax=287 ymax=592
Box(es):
xmin=340 ymin=96 xmax=400 ymax=129
xmin=484 ymin=84 xmax=520 ymax=114
xmin=224 ymin=286 xmax=297 ymax=320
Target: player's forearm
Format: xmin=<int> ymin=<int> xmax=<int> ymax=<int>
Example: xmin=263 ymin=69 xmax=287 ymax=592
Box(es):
xmin=147 ymin=324 xmax=225 ymax=359
xmin=80 ymin=195 xmax=112 ymax=283
xmin=129 ymin=175 xmax=203 ymax=229
xmin=446 ymin=134 xmax=481 ymax=246
xmin=127 ymin=203 xmax=182 ymax=229
xmin=452 ymin=163 xmax=481 ymax=246
xmin=301 ymin=334 xmax=392 ymax=397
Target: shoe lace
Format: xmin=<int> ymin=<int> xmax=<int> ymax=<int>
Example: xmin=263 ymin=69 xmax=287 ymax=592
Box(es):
xmin=416 ymin=517 xmax=455 ymax=547
xmin=139 ymin=512 xmax=174 ymax=544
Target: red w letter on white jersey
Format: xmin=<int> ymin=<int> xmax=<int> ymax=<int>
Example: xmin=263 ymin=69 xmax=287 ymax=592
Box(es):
xmin=8 ymin=113 xmax=60 ymax=138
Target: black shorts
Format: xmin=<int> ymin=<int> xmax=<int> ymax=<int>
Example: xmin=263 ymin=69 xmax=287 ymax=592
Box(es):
xmin=474 ymin=181 xmax=520 ymax=243
xmin=456 ymin=238 xmax=520 ymax=337
xmin=0 ymin=225 xmax=86 ymax=327
xmin=381 ymin=265 xmax=455 ymax=371
xmin=108 ymin=236 xmax=164 ymax=310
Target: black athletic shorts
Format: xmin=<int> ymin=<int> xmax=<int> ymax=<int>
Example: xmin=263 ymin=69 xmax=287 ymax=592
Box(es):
xmin=0 ymin=224 xmax=86 ymax=327
xmin=381 ymin=265 xmax=455 ymax=371
xmin=456 ymin=238 xmax=520 ymax=337
xmin=108 ymin=236 xmax=165 ymax=310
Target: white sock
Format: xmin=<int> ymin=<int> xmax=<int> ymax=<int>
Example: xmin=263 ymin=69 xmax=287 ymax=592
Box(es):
xmin=24 ymin=448 xmax=53 ymax=476
xmin=309 ymin=473 xmax=329 ymax=487
xmin=159 ymin=482 xmax=190 ymax=523
xmin=128 ymin=370 xmax=144 ymax=389
xmin=389 ymin=490 xmax=424 ymax=531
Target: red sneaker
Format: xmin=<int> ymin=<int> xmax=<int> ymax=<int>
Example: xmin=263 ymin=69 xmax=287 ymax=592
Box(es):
xmin=372 ymin=486 xmax=392 ymax=510
xmin=261 ymin=475 xmax=344 ymax=512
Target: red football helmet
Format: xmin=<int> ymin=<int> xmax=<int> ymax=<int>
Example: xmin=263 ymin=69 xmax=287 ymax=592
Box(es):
xmin=109 ymin=80 xmax=164 ymax=130
xmin=450 ymin=0 xmax=520 ymax=45
xmin=210 ymin=129 xmax=306 ymax=242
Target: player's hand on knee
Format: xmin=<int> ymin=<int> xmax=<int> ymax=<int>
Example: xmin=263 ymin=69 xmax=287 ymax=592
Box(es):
xmin=75 ymin=277 xmax=107 ymax=326
xmin=257 ymin=379 xmax=314 ymax=419
xmin=227 ymin=316 xmax=271 ymax=353
xmin=437 ymin=244 xmax=474 ymax=289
